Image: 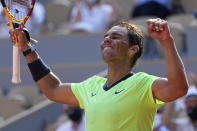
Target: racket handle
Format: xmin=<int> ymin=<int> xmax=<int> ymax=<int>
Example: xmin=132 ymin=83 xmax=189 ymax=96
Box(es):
xmin=12 ymin=45 xmax=21 ymax=84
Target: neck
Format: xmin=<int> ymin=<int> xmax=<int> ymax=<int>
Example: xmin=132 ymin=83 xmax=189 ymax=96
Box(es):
xmin=107 ymin=61 xmax=131 ymax=87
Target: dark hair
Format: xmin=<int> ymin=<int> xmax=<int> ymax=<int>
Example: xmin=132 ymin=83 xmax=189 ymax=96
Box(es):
xmin=115 ymin=22 xmax=144 ymax=68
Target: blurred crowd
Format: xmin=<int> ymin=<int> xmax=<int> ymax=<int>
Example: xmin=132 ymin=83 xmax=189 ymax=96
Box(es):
xmin=0 ymin=0 xmax=196 ymax=58
xmin=69 ymin=0 xmax=120 ymax=33
xmin=152 ymin=72 xmax=197 ymax=131
xmin=0 ymin=0 xmax=196 ymax=34
xmin=56 ymin=105 xmax=85 ymax=131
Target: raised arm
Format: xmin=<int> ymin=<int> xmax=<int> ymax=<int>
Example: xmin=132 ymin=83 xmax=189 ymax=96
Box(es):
xmin=9 ymin=29 xmax=79 ymax=106
xmin=146 ymin=18 xmax=188 ymax=102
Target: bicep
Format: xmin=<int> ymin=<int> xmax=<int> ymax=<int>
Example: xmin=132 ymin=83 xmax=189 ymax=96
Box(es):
xmin=37 ymin=72 xmax=79 ymax=106
xmin=51 ymin=83 xmax=79 ymax=106
xmin=152 ymin=78 xmax=180 ymax=102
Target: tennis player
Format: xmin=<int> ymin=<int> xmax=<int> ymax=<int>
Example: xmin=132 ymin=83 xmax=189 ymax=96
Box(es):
xmin=9 ymin=18 xmax=188 ymax=131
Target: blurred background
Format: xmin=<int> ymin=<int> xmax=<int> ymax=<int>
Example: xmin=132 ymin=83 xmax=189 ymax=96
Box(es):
xmin=0 ymin=0 xmax=197 ymax=131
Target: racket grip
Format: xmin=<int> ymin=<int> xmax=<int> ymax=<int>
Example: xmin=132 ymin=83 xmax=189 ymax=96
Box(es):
xmin=12 ymin=45 xmax=21 ymax=84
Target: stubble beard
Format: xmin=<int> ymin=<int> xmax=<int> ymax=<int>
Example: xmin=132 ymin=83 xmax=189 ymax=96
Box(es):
xmin=102 ymin=51 xmax=116 ymax=63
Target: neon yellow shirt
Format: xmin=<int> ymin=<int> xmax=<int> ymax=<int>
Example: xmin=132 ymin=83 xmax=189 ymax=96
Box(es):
xmin=71 ymin=72 xmax=165 ymax=131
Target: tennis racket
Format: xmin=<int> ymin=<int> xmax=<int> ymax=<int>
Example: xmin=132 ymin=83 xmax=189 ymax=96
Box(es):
xmin=0 ymin=0 xmax=36 ymax=84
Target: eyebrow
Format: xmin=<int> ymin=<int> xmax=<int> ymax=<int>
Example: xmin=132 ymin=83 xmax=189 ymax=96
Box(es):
xmin=104 ymin=32 xmax=124 ymax=38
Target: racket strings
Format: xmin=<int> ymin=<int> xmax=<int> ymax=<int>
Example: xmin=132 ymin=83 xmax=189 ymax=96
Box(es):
xmin=6 ymin=0 xmax=31 ymax=20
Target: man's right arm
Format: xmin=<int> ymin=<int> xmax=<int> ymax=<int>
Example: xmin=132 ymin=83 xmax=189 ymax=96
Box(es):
xmin=38 ymin=74 xmax=79 ymax=106
xmin=27 ymin=52 xmax=79 ymax=106
xmin=9 ymin=29 xmax=79 ymax=106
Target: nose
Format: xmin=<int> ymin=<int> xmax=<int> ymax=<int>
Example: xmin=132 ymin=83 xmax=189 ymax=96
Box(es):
xmin=104 ymin=36 xmax=111 ymax=43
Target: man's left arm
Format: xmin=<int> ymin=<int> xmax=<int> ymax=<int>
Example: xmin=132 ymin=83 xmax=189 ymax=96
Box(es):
xmin=147 ymin=18 xmax=189 ymax=102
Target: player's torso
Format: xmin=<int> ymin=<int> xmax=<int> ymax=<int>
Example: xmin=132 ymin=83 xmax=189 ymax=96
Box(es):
xmin=84 ymin=74 xmax=149 ymax=131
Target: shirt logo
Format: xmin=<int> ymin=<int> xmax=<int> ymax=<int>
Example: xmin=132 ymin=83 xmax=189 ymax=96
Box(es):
xmin=115 ymin=89 xmax=125 ymax=94
xmin=91 ymin=93 xmax=96 ymax=97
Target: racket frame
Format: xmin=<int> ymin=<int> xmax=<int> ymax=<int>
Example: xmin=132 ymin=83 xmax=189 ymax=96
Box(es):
xmin=1 ymin=0 xmax=36 ymax=30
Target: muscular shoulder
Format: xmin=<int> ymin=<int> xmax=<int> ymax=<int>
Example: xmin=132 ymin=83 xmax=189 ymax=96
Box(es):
xmin=86 ymin=75 xmax=106 ymax=83
xmin=133 ymin=72 xmax=158 ymax=80
xmin=130 ymin=72 xmax=159 ymax=88
xmin=71 ymin=75 xmax=106 ymax=88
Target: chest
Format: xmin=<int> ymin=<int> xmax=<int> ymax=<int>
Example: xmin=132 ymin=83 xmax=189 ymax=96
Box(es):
xmin=85 ymin=82 xmax=143 ymax=120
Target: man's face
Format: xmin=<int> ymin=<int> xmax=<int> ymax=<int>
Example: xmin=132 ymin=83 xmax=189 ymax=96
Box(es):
xmin=100 ymin=26 xmax=131 ymax=63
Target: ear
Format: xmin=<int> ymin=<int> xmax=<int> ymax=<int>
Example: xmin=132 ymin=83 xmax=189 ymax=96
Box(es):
xmin=128 ymin=45 xmax=139 ymax=56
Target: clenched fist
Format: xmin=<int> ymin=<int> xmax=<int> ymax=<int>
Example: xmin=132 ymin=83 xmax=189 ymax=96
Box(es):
xmin=9 ymin=29 xmax=30 ymax=52
xmin=146 ymin=18 xmax=172 ymax=43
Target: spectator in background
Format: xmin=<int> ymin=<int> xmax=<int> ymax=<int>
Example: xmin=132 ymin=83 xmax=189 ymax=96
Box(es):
xmin=131 ymin=0 xmax=172 ymax=19
xmin=161 ymin=72 xmax=197 ymax=131
xmin=153 ymin=106 xmax=170 ymax=131
xmin=70 ymin=0 xmax=120 ymax=33
xmin=173 ymin=85 xmax=197 ymax=131
xmin=56 ymin=105 xmax=85 ymax=131
xmin=25 ymin=2 xmax=45 ymax=35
